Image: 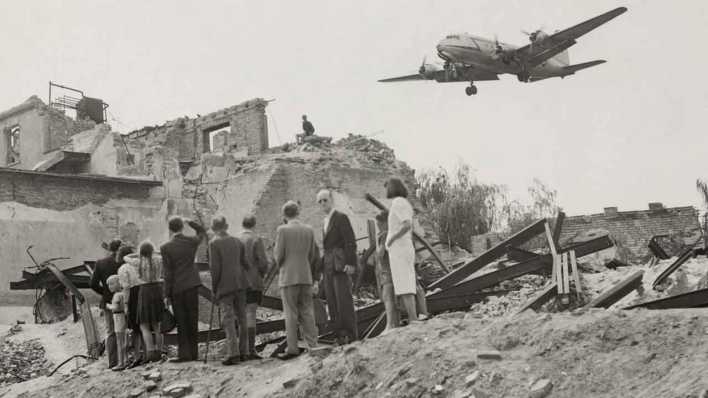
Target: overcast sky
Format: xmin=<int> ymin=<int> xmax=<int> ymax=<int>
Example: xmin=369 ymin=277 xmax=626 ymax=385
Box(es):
xmin=1 ymin=1 xmax=707 ymax=216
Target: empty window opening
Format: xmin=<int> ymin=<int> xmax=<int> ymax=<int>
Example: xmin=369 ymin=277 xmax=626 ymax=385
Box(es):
xmin=5 ymin=125 xmax=20 ymax=164
xmin=202 ymin=122 xmax=230 ymax=153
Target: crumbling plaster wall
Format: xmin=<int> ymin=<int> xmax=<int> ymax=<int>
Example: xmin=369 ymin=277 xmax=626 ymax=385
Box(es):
xmin=0 ymin=96 xmax=97 ymax=169
xmin=0 ymin=171 xmax=169 ymax=304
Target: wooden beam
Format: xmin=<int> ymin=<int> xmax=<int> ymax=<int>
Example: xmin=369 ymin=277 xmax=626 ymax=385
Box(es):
xmin=552 ymin=211 xmax=566 ymax=248
xmin=516 ymin=282 xmax=558 ymax=314
xmin=506 ymin=247 xmax=540 ymax=263
xmin=584 ymin=271 xmax=644 ymax=309
xmin=625 ymin=287 xmax=708 ymax=310
xmin=430 ymin=235 xmax=613 ymax=299
xmin=652 ymin=247 xmax=694 ymax=288
xmin=570 ymin=250 xmax=582 ymax=300
xmin=428 ymin=218 xmax=547 ymax=290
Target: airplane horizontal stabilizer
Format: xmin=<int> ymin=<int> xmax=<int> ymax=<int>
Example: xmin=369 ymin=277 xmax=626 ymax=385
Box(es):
xmin=563 ymin=60 xmax=606 ymax=74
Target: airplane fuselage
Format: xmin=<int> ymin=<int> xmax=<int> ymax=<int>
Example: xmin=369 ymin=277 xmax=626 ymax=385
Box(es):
xmin=436 ymin=33 xmax=567 ymax=79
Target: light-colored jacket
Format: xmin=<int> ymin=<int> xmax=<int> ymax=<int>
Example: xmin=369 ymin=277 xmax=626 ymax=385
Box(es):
xmin=274 ymin=220 xmax=320 ymax=288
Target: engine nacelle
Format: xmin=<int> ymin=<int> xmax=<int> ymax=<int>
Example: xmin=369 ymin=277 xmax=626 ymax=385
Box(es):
xmin=529 ymin=30 xmax=549 ymax=43
xmin=419 ymin=63 xmax=442 ymax=79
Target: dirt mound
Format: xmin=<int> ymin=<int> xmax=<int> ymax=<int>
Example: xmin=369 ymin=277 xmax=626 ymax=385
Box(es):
xmin=272 ymin=309 xmax=708 ymax=398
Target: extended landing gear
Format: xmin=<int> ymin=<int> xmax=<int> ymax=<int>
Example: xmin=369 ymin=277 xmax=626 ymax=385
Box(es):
xmin=465 ymin=83 xmax=478 ymax=96
xmin=517 ymin=71 xmax=530 ymax=82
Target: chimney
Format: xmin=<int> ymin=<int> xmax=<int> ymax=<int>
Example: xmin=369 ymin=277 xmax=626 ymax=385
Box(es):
xmin=649 ymin=202 xmax=664 ymax=211
xmin=604 ymin=207 xmax=618 ymax=216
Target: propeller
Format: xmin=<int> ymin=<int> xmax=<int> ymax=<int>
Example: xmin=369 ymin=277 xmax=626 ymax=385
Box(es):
xmin=418 ymin=56 xmax=427 ymax=75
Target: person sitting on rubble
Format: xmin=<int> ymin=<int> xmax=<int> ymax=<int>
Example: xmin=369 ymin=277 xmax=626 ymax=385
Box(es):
xmin=297 ymin=115 xmax=315 ymax=144
xmin=106 ymin=275 xmax=127 ymax=371
xmin=135 ymin=241 xmax=166 ymax=363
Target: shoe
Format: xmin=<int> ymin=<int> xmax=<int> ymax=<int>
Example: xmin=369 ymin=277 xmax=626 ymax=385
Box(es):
xmin=148 ymin=351 xmax=162 ymax=363
xmin=276 ymin=351 xmax=300 ymax=361
xmin=168 ymin=357 xmax=191 ymax=363
xmin=126 ymin=357 xmax=144 ymax=369
xmin=240 ymin=355 xmax=249 ymax=362
xmin=248 ymin=352 xmax=263 ymax=360
xmin=111 ymin=364 xmax=127 ymax=372
xmin=221 ymin=356 xmax=240 ymax=366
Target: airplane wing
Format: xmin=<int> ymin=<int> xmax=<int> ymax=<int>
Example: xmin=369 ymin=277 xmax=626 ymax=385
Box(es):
xmin=378 ymin=74 xmax=426 ymax=82
xmin=515 ymin=7 xmax=627 ymax=67
xmin=379 ymin=68 xmax=499 ymax=83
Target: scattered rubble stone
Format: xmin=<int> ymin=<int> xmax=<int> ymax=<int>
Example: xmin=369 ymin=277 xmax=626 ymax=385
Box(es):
xmin=0 ymin=337 xmax=52 ymax=386
xmin=476 ymin=350 xmax=502 ymax=360
xmin=283 ymin=378 xmax=300 ymax=389
xmin=128 ymin=387 xmax=145 ymax=397
xmin=528 ymin=379 xmax=553 ymax=398
xmin=163 ymin=381 xmax=193 ymax=398
xmin=464 ymin=371 xmax=480 ymax=386
xmin=144 ymin=380 xmax=158 ymax=391
xmin=432 ymin=384 xmax=445 ymax=395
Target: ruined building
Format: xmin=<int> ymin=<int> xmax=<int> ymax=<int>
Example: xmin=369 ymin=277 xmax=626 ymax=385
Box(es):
xmin=0 ymin=93 xmax=415 ymax=304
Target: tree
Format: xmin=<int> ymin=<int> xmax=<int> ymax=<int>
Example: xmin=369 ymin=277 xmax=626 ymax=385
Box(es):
xmin=417 ymin=164 xmax=504 ymax=250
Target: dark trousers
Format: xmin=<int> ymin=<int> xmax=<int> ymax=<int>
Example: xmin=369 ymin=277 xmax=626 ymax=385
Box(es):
xmin=323 ymin=271 xmax=357 ymax=341
xmin=219 ymin=290 xmax=248 ymax=359
xmin=103 ymin=308 xmax=118 ymax=367
xmin=172 ymin=286 xmax=199 ymax=360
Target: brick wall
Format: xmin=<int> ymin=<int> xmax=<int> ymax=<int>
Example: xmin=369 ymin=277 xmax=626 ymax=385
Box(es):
xmin=0 ymin=169 xmax=160 ymax=211
xmin=560 ymin=205 xmax=701 ymax=262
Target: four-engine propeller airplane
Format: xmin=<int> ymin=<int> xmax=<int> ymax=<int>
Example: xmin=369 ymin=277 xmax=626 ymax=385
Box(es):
xmin=379 ymin=7 xmax=627 ymax=96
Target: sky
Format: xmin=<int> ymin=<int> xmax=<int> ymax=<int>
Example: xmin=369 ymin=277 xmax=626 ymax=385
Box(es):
xmin=1 ymin=0 xmax=707 ymax=216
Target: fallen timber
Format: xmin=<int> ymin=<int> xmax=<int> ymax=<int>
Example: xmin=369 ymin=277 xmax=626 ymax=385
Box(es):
xmin=516 ymin=282 xmax=558 ymax=314
xmin=430 ymin=235 xmax=613 ymax=300
xmin=427 ymin=218 xmax=548 ymax=291
xmin=624 ymin=287 xmax=708 ymax=310
xmin=551 ymin=211 xmax=566 ymax=248
xmin=652 ymin=247 xmax=694 ymax=288
xmin=584 ymin=270 xmax=644 ymax=309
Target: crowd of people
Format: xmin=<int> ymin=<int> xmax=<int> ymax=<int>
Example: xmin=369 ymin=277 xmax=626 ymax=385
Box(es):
xmin=89 ymin=177 xmax=427 ymax=369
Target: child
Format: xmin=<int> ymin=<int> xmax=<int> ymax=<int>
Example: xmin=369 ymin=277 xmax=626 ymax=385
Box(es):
xmin=106 ymin=275 xmax=127 ymax=371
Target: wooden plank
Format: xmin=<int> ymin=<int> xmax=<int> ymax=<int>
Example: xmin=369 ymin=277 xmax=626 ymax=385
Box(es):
xmin=516 ymin=282 xmax=558 ymax=314
xmin=562 ymin=252 xmax=570 ymax=294
xmin=554 ymin=254 xmax=562 ymax=295
xmin=506 ymin=247 xmax=540 ymax=263
xmin=432 ymin=235 xmax=614 ymax=299
xmin=652 ymin=247 xmax=694 ymax=288
xmin=365 ymin=194 xmax=450 ymax=274
xmin=544 ymin=221 xmax=557 ymax=256
xmin=624 ymin=287 xmax=708 ymax=310
xmin=570 ymin=250 xmax=582 ymax=299
xmin=428 ymin=218 xmax=547 ymax=290
xmin=426 ymin=290 xmax=507 ymax=312
xmin=584 ymin=271 xmax=644 ymax=309
xmin=552 ymin=211 xmax=566 ymax=248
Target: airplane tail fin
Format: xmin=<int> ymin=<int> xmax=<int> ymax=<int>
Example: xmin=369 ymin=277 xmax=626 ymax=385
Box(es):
xmin=552 ymin=50 xmax=570 ymax=66
xmin=563 ymin=59 xmax=606 ymax=74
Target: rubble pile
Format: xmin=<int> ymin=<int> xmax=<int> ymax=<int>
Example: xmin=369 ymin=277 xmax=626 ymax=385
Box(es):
xmin=335 ymin=134 xmax=396 ymax=164
xmin=0 ymin=329 xmax=53 ymax=386
xmin=470 ymin=274 xmax=548 ymax=318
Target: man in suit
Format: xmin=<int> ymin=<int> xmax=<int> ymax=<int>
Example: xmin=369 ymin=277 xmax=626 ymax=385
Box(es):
xmin=316 ymin=189 xmax=358 ymax=344
xmin=209 ymin=215 xmax=250 ymax=365
xmin=274 ymin=201 xmax=320 ymax=360
xmin=236 ymin=215 xmax=269 ymax=360
xmin=161 ymin=216 xmax=207 ymax=362
xmin=90 ymin=239 xmax=122 ymax=368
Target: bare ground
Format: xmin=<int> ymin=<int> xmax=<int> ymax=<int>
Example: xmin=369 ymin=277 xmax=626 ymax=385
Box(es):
xmin=3 ymin=307 xmax=708 ymax=398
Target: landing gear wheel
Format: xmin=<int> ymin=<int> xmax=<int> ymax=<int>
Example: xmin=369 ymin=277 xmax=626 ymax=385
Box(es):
xmin=465 ymin=85 xmax=478 ymax=96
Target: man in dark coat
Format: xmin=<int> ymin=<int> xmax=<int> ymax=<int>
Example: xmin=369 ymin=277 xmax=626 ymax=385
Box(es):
xmin=209 ymin=215 xmax=250 ymax=365
xmin=161 ymin=216 xmax=207 ymax=362
xmin=90 ymin=239 xmax=122 ymax=368
xmin=316 ymin=189 xmax=358 ymax=344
